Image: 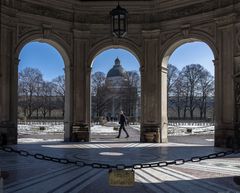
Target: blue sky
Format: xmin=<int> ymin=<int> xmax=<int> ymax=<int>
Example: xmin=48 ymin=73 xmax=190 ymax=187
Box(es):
xmin=19 ymin=41 xmax=214 ymax=81
xmin=91 ymin=49 xmax=140 ymax=74
xmin=19 ymin=42 xmax=65 ymax=81
xmin=168 ymin=42 xmax=214 ymax=74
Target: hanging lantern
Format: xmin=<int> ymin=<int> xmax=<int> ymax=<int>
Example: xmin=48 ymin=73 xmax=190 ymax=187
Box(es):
xmin=110 ymin=3 xmax=128 ymax=38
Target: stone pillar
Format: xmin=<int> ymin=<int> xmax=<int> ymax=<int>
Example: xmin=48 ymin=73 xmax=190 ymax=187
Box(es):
xmin=214 ymin=16 xmax=235 ymax=148
xmin=71 ymin=30 xmax=90 ymax=142
xmin=140 ymin=30 xmax=161 ymax=143
xmin=160 ymin=66 xmax=168 ymax=143
xmin=234 ymin=75 xmax=240 ymax=148
xmin=0 ymin=26 xmax=17 ymax=145
xmin=64 ymin=64 xmax=73 ymax=142
xmin=232 ymin=22 xmax=240 ymax=148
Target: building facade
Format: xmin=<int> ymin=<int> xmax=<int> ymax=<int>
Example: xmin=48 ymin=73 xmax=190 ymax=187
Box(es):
xmin=1 ymin=0 xmax=240 ymax=146
xmin=92 ymin=58 xmax=140 ymax=122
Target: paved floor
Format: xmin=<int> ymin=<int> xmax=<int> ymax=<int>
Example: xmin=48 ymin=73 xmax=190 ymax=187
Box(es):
xmin=1 ymin=127 xmax=240 ymax=193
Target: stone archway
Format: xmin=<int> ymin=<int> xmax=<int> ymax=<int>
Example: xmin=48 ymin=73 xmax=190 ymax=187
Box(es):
xmin=11 ymin=34 xmax=73 ymax=143
xmin=160 ymin=36 xmax=217 ymax=144
xmin=158 ymin=28 xmax=236 ymax=147
xmin=87 ymin=39 xmax=143 ymax=141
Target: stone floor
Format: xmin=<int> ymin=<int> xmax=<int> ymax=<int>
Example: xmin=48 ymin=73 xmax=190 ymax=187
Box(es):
xmin=1 ymin=127 xmax=240 ymax=193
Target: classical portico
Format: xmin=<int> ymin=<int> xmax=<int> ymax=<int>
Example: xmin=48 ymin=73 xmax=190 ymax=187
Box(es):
xmin=1 ymin=0 xmax=240 ymax=147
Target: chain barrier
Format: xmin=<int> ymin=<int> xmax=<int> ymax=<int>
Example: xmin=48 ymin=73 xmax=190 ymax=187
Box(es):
xmin=0 ymin=145 xmax=239 ymax=170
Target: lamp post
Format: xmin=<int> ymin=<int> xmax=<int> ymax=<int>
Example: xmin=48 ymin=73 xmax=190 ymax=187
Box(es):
xmin=110 ymin=3 xmax=128 ymax=38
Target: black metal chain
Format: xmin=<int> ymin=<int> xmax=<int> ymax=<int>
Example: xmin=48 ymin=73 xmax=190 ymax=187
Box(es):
xmin=0 ymin=145 xmax=239 ymax=170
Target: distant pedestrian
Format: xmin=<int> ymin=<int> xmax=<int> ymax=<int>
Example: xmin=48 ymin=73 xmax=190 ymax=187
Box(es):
xmin=116 ymin=111 xmax=129 ymax=138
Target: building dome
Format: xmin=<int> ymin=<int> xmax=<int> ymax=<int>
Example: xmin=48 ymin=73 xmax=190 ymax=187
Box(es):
xmin=107 ymin=58 xmax=126 ymax=78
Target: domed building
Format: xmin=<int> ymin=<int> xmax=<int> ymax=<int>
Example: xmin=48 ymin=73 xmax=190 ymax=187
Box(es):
xmin=105 ymin=58 xmax=129 ymax=119
xmin=92 ymin=58 xmax=140 ymax=122
xmin=106 ymin=58 xmax=128 ymax=90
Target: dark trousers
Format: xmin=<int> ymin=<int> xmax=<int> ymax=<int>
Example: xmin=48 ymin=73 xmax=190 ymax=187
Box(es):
xmin=117 ymin=124 xmax=129 ymax=137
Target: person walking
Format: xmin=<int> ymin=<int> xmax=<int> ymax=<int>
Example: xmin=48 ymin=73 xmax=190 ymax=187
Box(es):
xmin=116 ymin=111 xmax=129 ymax=138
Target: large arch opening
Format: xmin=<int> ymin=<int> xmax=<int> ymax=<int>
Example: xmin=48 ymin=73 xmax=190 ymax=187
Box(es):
xmin=163 ymin=39 xmax=215 ymax=145
xmin=90 ymin=47 xmax=141 ymax=142
xmin=17 ymin=40 xmax=71 ymax=144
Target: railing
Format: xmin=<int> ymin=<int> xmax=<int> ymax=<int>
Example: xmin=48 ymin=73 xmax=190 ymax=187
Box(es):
xmin=168 ymin=120 xmax=214 ymax=127
xmin=18 ymin=120 xmax=64 ymax=126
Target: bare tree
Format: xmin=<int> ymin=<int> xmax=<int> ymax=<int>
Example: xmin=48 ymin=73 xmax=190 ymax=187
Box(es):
xmin=198 ymin=70 xmax=214 ymax=119
xmin=180 ymin=64 xmax=204 ymax=119
xmin=167 ymin=64 xmax=180 ymax=118
xmin=40 ymin=81 xmax=55 ymax=118
xmin=170 ymin=75 xmax=185 ymax=119
xmin=91 ymin=72 xmax=107 ymax=117
xmin=18 ymin=67 xmax=43 ymax=119
xmin=91 ymin=72 xmax=106 ymax=96
xmin=167 ymin=64 xmax=179 ymax=98
xmin=125 ymin=71 xmax=140 ymax=117
xmin=52 ymin=75 xmax=65 ymax=117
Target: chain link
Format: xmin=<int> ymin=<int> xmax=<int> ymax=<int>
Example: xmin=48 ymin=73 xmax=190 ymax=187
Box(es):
xmin=0 ymin=145 xmax=239 ymax=170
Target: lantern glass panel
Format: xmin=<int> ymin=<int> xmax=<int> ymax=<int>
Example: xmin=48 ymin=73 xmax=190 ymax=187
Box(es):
xmin=114 ymin=19 xmax=118 ymax=28
xmin=120 ymin=20 xmax=125 ymax=29
xmin=120 ymin=14 xmax=125 ymax=19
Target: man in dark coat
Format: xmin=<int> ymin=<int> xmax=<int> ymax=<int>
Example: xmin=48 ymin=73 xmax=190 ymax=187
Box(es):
xmin=116 ymin=111 xmax=129 ymax=138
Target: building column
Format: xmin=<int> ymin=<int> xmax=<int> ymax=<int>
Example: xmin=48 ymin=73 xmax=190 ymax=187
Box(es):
xmin=64 ymin=64 xmax=73 ymax=142
xmin=214 ymin=16 xmax=236 ymax=148
xmin=70 ymin=30 xmax=90 ymax=142
xmin=0 ymin=26 xmax=17 ymax=145
xmin=160 ymin=66 xmax=168 ymax=143
xmin=140 ymin=30 xmax=161 ymax=143
xmin=232 ymin=22 xmax=240 ymax=148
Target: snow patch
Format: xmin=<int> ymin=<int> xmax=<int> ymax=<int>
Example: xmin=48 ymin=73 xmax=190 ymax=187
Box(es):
xmin=91 ymin=125 xmax=118 ymax=134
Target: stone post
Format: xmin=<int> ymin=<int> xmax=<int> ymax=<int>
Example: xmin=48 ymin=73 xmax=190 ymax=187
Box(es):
xmin=71 ymin=30 xmax=90 ymax=142
xmin=214 ymin=15 xmax=236 ymax=147
xmin=160 ymin=66 xmax=168 ymax=143
xmin=0 ymin=26 xmax=17 ymax=145
xmin=140 ymin=30 xmax=162 ymax=143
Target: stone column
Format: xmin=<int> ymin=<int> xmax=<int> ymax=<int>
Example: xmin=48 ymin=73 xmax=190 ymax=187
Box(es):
xmin=71 ymin=30 xmax=90 ymax=142
xmin=0 ymin=26 xmax=17 ymax=145
xmin=232 ymin=21 xmax=240 ymax=148
xmin=64 ymin=64 xmax=73 ymax=142
xmin=140 ymin=30 xmax=161 ymax=143
xmin=214 ymin=15 xmax=236 ymax=148
xmin=160 ymin=66 xmax=168 ymax=143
